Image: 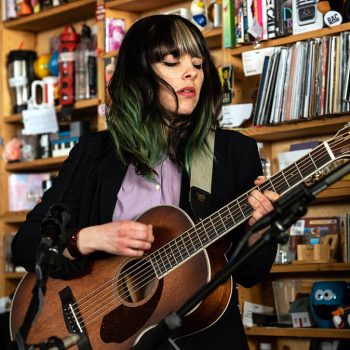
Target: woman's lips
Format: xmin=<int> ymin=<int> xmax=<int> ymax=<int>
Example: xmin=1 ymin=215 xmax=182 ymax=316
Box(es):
xmin=177 ymin=87 xmax=196 ymax=97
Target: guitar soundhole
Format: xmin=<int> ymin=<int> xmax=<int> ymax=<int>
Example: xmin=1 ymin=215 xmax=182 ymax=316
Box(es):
xmin=116 ymin=259 xmax=158 ymax=305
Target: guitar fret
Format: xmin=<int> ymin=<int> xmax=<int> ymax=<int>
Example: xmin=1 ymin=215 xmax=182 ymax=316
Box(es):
xmin=239 ymin=197 xmax=251 ymax=214
xmin=200 ymin=220 xmax=211 ymax=245
xmin=179 ymin=235 xmax=191 ymax=259
xmin=274 ymin=172 xmax=289 ymax=193
xmin=290 ymin=164 xmax=304 ymax=183
xmin=227 ymin=206 xmax=237 ymax=226
xmin=237 ymin=201 xmax=245 ymax=218
xmin=155 ymin=250 xmax=167 ymax=275
xmin=165 ymin=245 xmax=177 ymax=268
xmin=174 ymin=236 xmax=186 ymax=261
xmin=298 ymin=155 xmax=316 ymax=178
xmin=267 ymin=178 xmax=276 ymax=192
xmin=209 ymin=216 xmax=220 ymax=239
xmin=160 ymin=247 xmax=172 ymax=271
xmin=314 ymin=146 xmax=332 ymax=168
xmin=280 ymin=170 xmax=291 ymax=193
xmin=149 ymin=255 xmax=162 ymax=278
xmin=187 ymin=229 xmax=197 ymax=255
xmin=218 ymin=212 xmax=228 ymax=231
xmin=235 ymin=199 xmax=246 ymax=222
xmin=309 ymin=153 xmax=317 ymax=169
xmin=258 ymin=182 xmax=270 ymax=192
xmin=236 ymin=198 xmax=250 ymax=222
xmin=191 ymin=227 xmax=203 ymax=250
xmin=221 ymin=208 xmax=235 ymax=231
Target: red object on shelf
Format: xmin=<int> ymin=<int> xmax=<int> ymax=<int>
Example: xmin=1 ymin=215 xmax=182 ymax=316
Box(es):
xmin=58 ymin=25 xmax=80 ymax=106
xmin=17 ymin=0 xmax=32 ymax=16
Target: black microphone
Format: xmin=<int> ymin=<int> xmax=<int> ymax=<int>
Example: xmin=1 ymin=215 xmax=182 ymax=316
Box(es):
xmin=49 ymin=334 xmax=80 ymax=350
xmin=308 ymin=160 xmax=350 ymax=196
xmin=35 ymin=148 xmax=90 ymax=268
xmin=247 ymin=182 xmax=312 ymax=235
xmin=132 ymin=313 xmax=182 ymax=350
xmin=249 ymin=160 xmax=350 ymax=235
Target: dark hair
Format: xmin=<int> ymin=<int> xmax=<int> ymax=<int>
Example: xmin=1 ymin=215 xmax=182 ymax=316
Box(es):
xmin=106 ymin=14 xmax=222 ymax=176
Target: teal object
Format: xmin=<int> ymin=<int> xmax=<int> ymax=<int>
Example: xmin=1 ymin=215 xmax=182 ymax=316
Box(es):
xmin=310 ymin=281 xmax=349 ymax=328
xmin=49 ymin=50 xmax=59 ymax=76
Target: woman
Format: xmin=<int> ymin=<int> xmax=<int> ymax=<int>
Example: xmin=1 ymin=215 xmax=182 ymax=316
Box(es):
xmin=12 ymin=14 xmax=278 ymax=350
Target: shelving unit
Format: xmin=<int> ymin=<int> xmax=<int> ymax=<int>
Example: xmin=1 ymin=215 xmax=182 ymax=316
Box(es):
xmin=225 ymin=8 xmax=350 ymax=350
xmin=0 ymin=0 xmax=97 ymax=297
xmin=1 ymin=1 xmax=350 ymax=349
xmin=3 ymin=98 xmax=99 ymax=124
xmin=2 ymin=0 xmax=96 ymax=32
xmin=245 ymin=327 xmax=350 ymax=339
xmin=229 ymin=21 xmax=350 ymax=56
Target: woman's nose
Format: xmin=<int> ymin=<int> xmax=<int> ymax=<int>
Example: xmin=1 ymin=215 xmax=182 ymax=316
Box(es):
xmin=183 ymin=66 xmax=198 ymax=80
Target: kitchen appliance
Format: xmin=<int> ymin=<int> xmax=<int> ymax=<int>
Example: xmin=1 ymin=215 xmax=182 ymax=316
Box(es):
xmin=7 ymin=50 xmax=37 ymax=113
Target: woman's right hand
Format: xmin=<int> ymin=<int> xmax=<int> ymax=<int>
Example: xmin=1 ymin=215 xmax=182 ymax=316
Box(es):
xmin=71 ymin=221 xmax=154 ymax=258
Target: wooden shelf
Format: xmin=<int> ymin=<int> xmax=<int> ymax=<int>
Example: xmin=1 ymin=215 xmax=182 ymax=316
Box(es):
xmin=245 ymin=327 xmax=350 ymax=339
xmin=3 ymin=98 xmax=99 ymax=124
xmin=317 ymin=180 xmax=350 ymax=201
xmin=5 ymin=156 xmax=66 ymax=172
xmin=3 ymin=0 xmax=96 ymax=32
xmin=3 ymin=211 xmax=29 ymax=224
xmin=233 ymin=115 xmax=350 ymax=142
xmin=229 ymin=22 xmax=350 ymax=56
xmin=271 ymin=262 xmax=350 ymax=273
xmin=99 ymin=27 xmax=222 ymax=58
xmin=203 ymin=27 xmax=222 ymax=49
xmin=105 ymin=0 xmax=184 ymax=12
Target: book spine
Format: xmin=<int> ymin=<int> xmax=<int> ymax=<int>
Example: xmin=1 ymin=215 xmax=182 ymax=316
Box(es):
xmin=235 ymin=1 xmax=245 ymax=44
xmin=275 ymin=0 xmax=283 ymax=36
xmin=223 ymin=0 xmax=236 ymax=48
xmin=283 ymin=0 xmax=293 ymax=35
xmin=265 ymin=0 xmax=276 ymax=39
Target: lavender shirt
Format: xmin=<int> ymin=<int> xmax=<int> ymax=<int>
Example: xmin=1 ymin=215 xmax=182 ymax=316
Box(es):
xmin=112 ymin=157 xmax=182 ymax=221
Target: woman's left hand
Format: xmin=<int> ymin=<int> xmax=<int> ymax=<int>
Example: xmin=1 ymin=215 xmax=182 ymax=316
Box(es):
xmin=247 ymin=176 xmax=280 ymax=246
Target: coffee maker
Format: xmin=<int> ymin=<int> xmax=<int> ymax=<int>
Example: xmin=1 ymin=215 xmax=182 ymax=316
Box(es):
xmin=7 ymin=50 xmax=37 ymax=113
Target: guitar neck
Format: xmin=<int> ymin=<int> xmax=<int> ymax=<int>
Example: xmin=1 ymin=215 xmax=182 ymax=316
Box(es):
xmin=148 ymin=141 xmax=335 ymax=278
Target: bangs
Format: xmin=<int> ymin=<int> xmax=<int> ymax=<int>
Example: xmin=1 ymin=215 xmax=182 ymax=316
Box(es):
xmin=148 ymin=17 xmax=204 ymax=62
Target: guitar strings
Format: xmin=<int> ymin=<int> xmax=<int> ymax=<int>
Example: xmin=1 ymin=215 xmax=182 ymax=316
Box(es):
xmin=72 ymin=135 xmax=348 ymax=328
xmin=69 ymin=135 xmax=348 ymax=328
xmin=68 ymin=134 xmax=350 ymax=329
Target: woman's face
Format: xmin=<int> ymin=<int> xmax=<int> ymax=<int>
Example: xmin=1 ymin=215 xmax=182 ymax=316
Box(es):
xmin=152 ymin=53 xmax=204 ymax=115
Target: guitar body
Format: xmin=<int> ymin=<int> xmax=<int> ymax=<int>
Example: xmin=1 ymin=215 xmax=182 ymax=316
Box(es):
xmin=11 ymin=206 xmax=232 ymax=350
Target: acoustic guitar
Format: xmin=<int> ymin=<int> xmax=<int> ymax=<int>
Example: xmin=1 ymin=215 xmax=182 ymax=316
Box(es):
xmin=10 ymin=125 xmax=350 ymax=349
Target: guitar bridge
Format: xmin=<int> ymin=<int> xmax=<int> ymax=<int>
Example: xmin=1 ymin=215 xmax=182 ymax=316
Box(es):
xmin=59 ymin=286 xmax=93 ymax=350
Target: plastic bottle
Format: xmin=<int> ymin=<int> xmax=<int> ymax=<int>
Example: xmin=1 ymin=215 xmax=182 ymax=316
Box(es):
xmin=75 ymin=24 xmax=97 ymax=100
xmin=257 ymin=142 xmax=271 ymax=178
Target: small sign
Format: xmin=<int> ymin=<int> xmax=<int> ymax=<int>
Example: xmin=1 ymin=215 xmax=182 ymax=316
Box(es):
xmin=242 ymin=47 xmax=275 ymax=76
xmin=324 ymin=11 xmax=342 ymax=27
xmin=22 ymin=106 xmax=59 ymax=135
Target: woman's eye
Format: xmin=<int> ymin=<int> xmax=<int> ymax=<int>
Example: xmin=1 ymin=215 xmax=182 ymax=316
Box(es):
xmin=193 ymin=63 xmax=203 ymax=69
xmin=163 ymin=61 xmax=178 ymax=67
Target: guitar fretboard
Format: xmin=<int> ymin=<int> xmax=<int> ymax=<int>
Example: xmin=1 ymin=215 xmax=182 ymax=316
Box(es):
xmin=148 ymin=142 xmax=334 ymax=278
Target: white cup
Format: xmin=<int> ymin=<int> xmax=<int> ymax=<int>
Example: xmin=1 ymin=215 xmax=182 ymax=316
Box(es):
xmin=31 ymin=76 xmax=58 ymax=108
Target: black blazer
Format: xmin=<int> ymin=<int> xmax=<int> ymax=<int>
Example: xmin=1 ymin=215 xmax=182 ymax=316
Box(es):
xmin=12 ymin=129 xmax=277 ymax=349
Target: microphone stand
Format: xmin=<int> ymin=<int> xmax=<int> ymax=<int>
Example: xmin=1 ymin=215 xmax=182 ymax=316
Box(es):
xmin=132 ymin=160 xmax=350 ymax=350
xmin=8 ymin=149 xmax=89 ymax=350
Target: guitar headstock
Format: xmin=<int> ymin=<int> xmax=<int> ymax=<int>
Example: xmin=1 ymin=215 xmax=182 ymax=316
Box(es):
xmin=329 ymin=123 xmax=350 ymax=160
